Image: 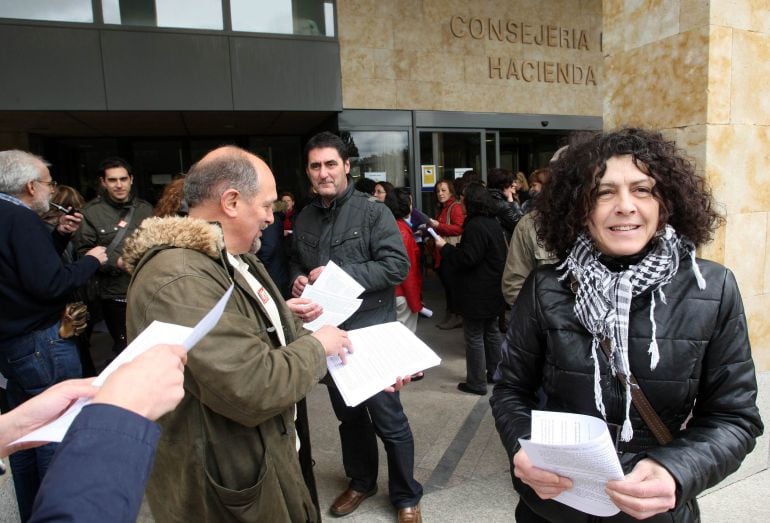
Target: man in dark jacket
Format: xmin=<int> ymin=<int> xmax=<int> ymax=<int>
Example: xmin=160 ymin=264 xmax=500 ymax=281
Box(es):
xmin=74 ymin=157 xmax=153 ymax=355
xmin=0 ymin=150 xmax=107 ymax=521
xmin=290 ymin=132 xmax=423 ymax=523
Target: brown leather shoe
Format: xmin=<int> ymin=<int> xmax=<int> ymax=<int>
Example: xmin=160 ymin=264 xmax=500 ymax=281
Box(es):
xmin=329 ymin=486 xmax=377 ymax=517
xmin=397 ymin=504 xmax=422 ymax=523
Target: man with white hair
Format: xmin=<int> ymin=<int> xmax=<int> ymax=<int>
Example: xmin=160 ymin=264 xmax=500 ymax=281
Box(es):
xmin=0 ymin=149 xmax=107 ymax=521
xmin=122 ymin=145 xmax=353 ymax=522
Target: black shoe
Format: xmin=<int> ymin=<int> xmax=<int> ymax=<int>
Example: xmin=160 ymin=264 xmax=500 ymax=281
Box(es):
xmin=457 ymin=382 xmax=487 ymax=396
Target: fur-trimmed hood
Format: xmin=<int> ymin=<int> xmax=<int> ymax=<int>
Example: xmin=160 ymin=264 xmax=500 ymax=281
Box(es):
xmin=122 ymin=216 xmax=224 ymax=274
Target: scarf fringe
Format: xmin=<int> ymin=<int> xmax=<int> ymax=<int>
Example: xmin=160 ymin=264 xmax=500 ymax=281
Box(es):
xmin=591 ymin=338 xmax=606 ymax=418
xmin=648 ymin=292 xmax=660 ymax=370
xmin=621 ymin=413 xmax=634 ymax=441
xmin=691 ymin=249 xmax=706 ymax=290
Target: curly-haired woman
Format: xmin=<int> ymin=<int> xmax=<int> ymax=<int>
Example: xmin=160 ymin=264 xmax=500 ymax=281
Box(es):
xmin=490 ymin=128 xmax=763 ymax=522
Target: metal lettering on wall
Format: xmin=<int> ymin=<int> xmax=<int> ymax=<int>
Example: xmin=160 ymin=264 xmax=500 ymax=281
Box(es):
xmin=449 ymin=15 xmax=598 ymax=86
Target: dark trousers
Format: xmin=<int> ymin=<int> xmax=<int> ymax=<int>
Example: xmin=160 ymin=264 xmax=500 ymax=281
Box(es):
xmin=436 ymin=263 xmax=458 ymax=314
xmin=0 ymin=322 xmax=82 ymax=521
xmin=100 ymin=298 xmax=127 ymax=354
xmin=462 ymin=316 xmax=503 ymax=391
xmin=327 ymin=385 xmax=423 ymax=509
xmin=515 ymin=491 xmax=701 ymax=522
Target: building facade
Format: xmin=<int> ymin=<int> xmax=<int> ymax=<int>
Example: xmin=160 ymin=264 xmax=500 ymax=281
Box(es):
xmin=1 ymin=0 xmax=768 ymax=479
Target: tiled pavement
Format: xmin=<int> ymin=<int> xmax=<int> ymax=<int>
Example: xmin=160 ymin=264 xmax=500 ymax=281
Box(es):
xmin=3 ymin=273 xmax=769 ymax=522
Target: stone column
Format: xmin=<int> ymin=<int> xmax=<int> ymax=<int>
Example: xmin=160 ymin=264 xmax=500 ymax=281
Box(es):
xmin=603 ymin=0 xmax=769 ymax=477
xmin=604 ymin=1 xmax=770 ymax=369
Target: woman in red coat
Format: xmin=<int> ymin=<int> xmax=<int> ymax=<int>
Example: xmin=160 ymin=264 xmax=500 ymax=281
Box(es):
xmin=428 ymin=179 xmax=465 ymax=329
xmin=384 ymin=188 xmax=422 ymax=332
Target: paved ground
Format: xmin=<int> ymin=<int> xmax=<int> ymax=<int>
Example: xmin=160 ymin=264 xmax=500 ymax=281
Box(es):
xmin=3 ymin=272 xmax=769 ymax=522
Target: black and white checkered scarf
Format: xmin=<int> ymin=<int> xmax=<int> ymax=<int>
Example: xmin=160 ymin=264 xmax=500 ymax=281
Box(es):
xmin=558 ymin=225 xmax=705 ymax=441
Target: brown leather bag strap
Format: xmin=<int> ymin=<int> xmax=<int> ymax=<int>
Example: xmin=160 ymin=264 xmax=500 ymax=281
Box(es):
xmin=600 ymin=339 xmax=673 ymax=445
xmin=445 ymin=201 xmax=459 ymax=225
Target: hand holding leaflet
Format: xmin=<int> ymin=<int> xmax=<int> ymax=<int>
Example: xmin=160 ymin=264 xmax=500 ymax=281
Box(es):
xmin=518 ymin=410 xmax=624 ymax=517
xmin=326 ymin=322 xmax=441 ymax=406
xmin=310 ymin=259 xmax=365 ymax=297
xmin=13 ymin=285 xmax=234 ymax=445
xmin=301 ymin=260 xmax=363 ymax=331
xmin=427 ymin=227 xmax=440 ymax=240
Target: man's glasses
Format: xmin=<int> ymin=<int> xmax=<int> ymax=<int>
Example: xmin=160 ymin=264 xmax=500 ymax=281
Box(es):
xmin=35 ymin=179 xmax=58 ymax=189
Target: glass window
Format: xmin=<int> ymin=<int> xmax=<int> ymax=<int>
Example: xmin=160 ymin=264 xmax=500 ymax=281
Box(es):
xmin=231 ymin=0 xmax=335 ymax=37
xmin=102 ymin=0 xmax=223 ymax=30
xmin=498 ymin=131 xmax=566 ymax=177
xmin=342 ymin=131 xmax=410 ymax=190
xmin=132 ymin=139 xmax=185 ymax=204
xmin=0 ymin=0 xmax=93 ymax=23
xmin=248 ymin=136 xmax=306 ymax=199
xmin=418 ymin=131 xmax=482 ymax=216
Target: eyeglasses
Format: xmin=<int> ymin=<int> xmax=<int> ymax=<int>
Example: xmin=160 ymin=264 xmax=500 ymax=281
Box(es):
xmin=35 ymin=179 xmax=58 ymax=189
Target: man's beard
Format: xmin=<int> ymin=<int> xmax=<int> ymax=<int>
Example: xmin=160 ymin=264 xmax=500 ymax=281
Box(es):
xmin=248 ymin=223 xmax=271 ymax=254
xmin=31 ymin=192 xmax=50 ymax=214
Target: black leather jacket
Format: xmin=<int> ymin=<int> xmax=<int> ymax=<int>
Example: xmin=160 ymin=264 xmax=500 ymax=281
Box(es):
xmin=289 ymin=182 xmax=409 ymax=329
xmin=491 ymin=257 xmax=763 ymax=522
xmin=488 ymin=188 xmax=522 ymax=243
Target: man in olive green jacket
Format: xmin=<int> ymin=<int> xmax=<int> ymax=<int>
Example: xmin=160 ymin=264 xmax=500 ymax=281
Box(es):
xmin=122 ymin=146 xmax=352 ymax=522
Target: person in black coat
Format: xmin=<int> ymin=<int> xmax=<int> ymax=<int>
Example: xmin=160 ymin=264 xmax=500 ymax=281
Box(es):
xmin=435 ymin=182 xmax=508 ymax=395
xmin=257 ymin=203 xmax=290 ymax=299
xmin=487 ymin=168 xmax=522 ymax=243
xmin=490 ymin=128 xmax=763 ymax=522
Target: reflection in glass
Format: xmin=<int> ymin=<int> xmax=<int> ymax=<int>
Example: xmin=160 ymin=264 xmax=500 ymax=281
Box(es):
xmin=323 ymin=1 xmax=334 ymax=37
xmin=231 ymin=0 xmax=292 ymax=34
xmin=132 ymin=139 xmax=185 ymax=204
xmin=101 ymin=0 xmax=222 ymax=30
xmin=343 ymin=131 xmax=409 ymax=189
xmin=231 ymin=0 xmax=334 ymax=36
xmin=0 ymin=0 xmax=93 ymax=23
xmin=419 ymin=131 xmax=482 ymax=215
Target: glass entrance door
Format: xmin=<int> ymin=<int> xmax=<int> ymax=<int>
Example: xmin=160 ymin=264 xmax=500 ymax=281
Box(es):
xmin=416 ymin=130 xmax=484 ymax=215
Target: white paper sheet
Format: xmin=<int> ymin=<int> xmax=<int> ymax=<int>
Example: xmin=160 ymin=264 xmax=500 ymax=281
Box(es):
xmin=13 ymin=285 xmax=234 ymax=445
xmin=519 ymin=410 xmax=624 ymax=517
xmin=327 ymin=321 xmax=441 ymax=407
xmin=301 ymin=260 xmax=364 ymax=331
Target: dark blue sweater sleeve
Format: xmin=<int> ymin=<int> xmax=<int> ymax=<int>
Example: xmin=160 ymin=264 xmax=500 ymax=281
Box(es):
xmin=29 ymin=404 xmax=161 ymax=523
xmin=12 ymin=207 xmax=99 ymax=300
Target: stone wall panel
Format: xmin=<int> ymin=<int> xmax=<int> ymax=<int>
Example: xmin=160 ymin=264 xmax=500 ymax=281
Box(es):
xmin=707 ymin=124 xmax=770 ymax=215
xmin=724 ymin=211 xmax=767 ymax=298
xmin=730 ymin=29 xmax=770 ymax=125
xmin=604 ymin=27 xmax=709 ymax=129
xmin=338 ymin=0 xmax=602 ymax=115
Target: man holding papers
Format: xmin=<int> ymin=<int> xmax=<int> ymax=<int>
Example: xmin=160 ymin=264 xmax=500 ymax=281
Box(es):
xmin=122 ymin=146 xmax=352 ymax=522
xmin=290 ymin=132 xmax=423 ymax=523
